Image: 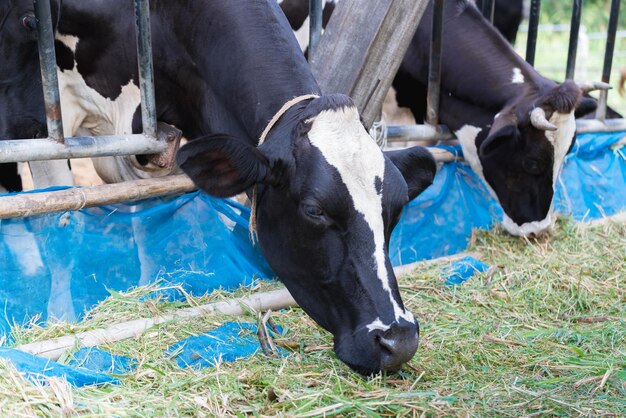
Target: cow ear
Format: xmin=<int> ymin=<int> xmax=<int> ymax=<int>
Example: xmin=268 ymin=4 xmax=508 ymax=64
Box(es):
xmin=176 ymin=134 xmax=280 ymax=198
xmin=574 ymin=96 xmax=597 ymax=119
xmin=385 ymin=146 xmax=436 ymax=201
xmin=479 ymin=124 xmax=519 ymax=158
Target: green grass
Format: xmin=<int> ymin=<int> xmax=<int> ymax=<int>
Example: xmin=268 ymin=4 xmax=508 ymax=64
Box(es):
xmin=1 ymin=217 xmax=625 ymax=417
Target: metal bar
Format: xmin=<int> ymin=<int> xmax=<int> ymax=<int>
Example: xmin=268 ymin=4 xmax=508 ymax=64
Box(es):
xmin=308 ymin=0 xmax=323 ymax=61
xmin=525 ymin=0 xmax=541 ymax=66
xmin=385 ymin=119 xmax=626 ymax=143
xmin=33 ymin=0 xmax=64 ymax=143
xmin=565 ymin=0 xmax=583 ymax=80
xmin=481 ymin=0 xmax=495 ymax=23
xmin=426 ymin=0 xmax=444 ymax=127
xmin=0 ymin=134 xmax=168 ymax=163
xmin=386 ymin=124 xmax=454 ymax=143
xmin=133 ymin=0 xmax=157 ymax=138
xmin=595 ymin=0 xmax=621 ymax=122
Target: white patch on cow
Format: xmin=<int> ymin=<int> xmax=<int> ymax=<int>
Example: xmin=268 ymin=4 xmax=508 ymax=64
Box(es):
xmin=306 ymin=106 xmax=414 ymax=325
xmin=455 ymin=124 xmax=490 ymax=186
xmin=511 ymin=67 xmax=525 ymax=84
xmin=55 ymin=33 xmax=79 ymax=53
xmin=502 ymin=213 xmax=554 ymax=236
xmin=366 ymin=318 xmax=391 ymax=332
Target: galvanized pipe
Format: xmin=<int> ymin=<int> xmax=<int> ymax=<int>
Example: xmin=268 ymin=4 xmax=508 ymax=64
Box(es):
xmin=33 ymin=0 xmax=64 ymax=143
xmin=565 ymin=0 xmax=583 ymax=80
xmin=0 ymin=134 xmax=168 ymax=163
xmin=133 ymin=0 xmax=158 ymax=138
xmin=308 ymin=0 xmax=323 ymax=62
xmin=426 ymin=0 xmax=444 ymax=127
xmin=525 ymin=0 xmax=541 ymax=66
xmin=595 ymin=0 xmax=621 ymax=122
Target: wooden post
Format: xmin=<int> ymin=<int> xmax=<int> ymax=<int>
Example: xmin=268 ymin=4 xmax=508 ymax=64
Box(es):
xmin=310 ymin=0 xmax=429 ymax=128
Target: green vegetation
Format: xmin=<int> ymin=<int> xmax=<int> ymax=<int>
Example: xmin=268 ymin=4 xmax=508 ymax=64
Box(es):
xmin=1 ymin=217 xmax=624 ymax=416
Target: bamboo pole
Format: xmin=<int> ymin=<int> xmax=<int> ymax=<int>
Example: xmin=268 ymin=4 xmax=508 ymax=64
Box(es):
xmin=15 ymin=288 xmax=297 ymax=360
xmin=0 ymin=174 xmax=196 ymax=219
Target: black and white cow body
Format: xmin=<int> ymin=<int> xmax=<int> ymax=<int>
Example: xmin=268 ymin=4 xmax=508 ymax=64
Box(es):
xmin=0 ymin=0 xmax=437 ymax=374
xmin=393 ymin=0 xmax=588 ymax=236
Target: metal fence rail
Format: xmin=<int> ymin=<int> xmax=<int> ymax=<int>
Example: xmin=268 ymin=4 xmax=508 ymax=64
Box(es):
xmin=0 ymin=0 xmax=165 ymax=163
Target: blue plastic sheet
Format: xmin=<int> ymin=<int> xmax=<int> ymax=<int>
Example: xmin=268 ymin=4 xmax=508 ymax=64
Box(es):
xmin=168 ymin=322 xmax=286 ymax=369
xmin=68 ymin=347 xmax=137 ymax=375
xmin=0 ymin=347 xmax=118 ymax=387
xmin=0 ymin=193 xmax=272 ymax=334
xmin=0 ymin=131 xmax=625 ymax=336
xmin=442 ymin=256 xmax=490 ymax=286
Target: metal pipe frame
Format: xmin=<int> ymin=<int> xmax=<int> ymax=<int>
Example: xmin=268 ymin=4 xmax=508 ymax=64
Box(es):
xmin=525 ymin=0 xmax=541 ymax=66
xmin=133 ymin=0 xmax=158 ymax=138
xmin=565 ymin=0 xmax=583 ymax=80
xmin=426 ymin=0 xmax=444 ymax=127
xmin=595 ymin=0 xmax=621 ymax=122
xmin=0 ymin=134 xmax=168 ymax=163
xmin=33 ymin=0 xmax=64 ymax=143
xmin=308 ymin=0 xmax=323 ymax=62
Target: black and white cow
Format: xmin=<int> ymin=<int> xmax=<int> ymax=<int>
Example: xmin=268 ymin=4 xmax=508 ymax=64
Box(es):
xmin=0 ymin=0 xmax=436 ymax=374
xmin=391 ymin=0 xmax=604 ymax=237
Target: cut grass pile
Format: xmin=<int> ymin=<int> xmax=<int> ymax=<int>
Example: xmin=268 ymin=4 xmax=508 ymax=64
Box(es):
xmin=1 ymin=217 xmax=624 ymax=416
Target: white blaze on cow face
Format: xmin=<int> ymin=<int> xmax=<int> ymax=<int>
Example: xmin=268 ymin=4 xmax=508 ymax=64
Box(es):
xmin=511 ymin=67 xmax=525 ymax=84
xmin=306 ymin=106 xmax=414 ymax=327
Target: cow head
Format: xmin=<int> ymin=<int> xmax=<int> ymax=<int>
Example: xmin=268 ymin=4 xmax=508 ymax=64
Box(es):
xmin=177 ymin=95 xmax=436 ymax=374
xmin=457 ymin=80 xmax=582 ymax=236
xmin=0 ymin=0 xmax=48 ymax=141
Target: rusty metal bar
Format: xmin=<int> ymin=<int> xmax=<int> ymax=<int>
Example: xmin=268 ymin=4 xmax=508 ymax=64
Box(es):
xmin=426 ymin=0 xmax=444 ymax=127
xmin=309 ymin=0 xmax=323 ymax=61
xmin=33 ymin=0 xmax=64 ymax=143
xmin=133 ymin=0 xmax=158 ymax=138
xmin=565 ymin=0 xmax=583 ymax=80
xmin=596 ymin=0 xmax=621 ymax=122
xmin=525 ymin=0 xmax=541 ymax=66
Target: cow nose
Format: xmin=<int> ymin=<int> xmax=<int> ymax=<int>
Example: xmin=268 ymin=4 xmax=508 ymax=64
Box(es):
xmin=375 ymin=322 xmax=419 ymax=372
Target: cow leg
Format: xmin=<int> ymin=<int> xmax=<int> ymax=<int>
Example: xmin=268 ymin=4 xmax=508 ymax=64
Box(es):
xmin=0 ymin=163 xmax=23 ymax=193
xmin=28 ymin=160 xmax=74 ymax=188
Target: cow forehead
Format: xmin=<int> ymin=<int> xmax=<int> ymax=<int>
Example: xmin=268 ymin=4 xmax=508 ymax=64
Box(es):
xmin=305 ymin=106 xmax=414 ymax=325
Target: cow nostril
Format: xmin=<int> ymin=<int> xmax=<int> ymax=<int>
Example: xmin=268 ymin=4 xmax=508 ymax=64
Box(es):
xmin=375 ymin=329 xmax=419 ymax=373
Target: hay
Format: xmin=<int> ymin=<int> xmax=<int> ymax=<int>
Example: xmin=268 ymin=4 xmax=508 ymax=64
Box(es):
xmin=1 ymin=217 xmax=625 ymax=416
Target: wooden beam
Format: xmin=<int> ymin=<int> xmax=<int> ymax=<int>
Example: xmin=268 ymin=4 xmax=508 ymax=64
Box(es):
xmin=310 ymin=0 xmax=428 ymax=128
xmin=0 ymin=174 xmax=196 ymax=219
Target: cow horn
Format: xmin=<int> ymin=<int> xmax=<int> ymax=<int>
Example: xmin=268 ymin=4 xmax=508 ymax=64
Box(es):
xmin=577 ymin=81 xmax=613 ymax=93
xmin=530 ymin=107 xmax=557 ymax=131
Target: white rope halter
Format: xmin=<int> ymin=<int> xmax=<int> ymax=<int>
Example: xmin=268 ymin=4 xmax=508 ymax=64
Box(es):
xmin=249 ymin=94 xmax=320 ymax=243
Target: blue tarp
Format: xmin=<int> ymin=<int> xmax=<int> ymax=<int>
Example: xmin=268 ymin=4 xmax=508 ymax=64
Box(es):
xmin=0 ymin=131 xmax=624 ymax=335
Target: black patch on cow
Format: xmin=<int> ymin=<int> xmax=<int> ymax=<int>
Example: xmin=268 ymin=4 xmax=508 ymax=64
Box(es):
xmin=54 ymin=40 xmax=74 ymax=71
xmin=385 ymin=147 xmax=436 ymax=201
xmin=375 ymin=176 xmax=383 ymax=195
xmin=0 ymin=163 xmax=23 ymax=192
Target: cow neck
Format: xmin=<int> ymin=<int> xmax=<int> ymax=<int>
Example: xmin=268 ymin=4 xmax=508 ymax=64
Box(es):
xmin=248 ymin=94 xmax=319 ymax=243
xmin=177 ymin=0 xmax=321 ymax=145
xmin=434 ymin=0 xmax=548 ymax=108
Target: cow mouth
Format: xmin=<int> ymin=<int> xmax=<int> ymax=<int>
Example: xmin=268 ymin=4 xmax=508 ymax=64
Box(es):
xmin=501 ymin=213 xmax=555 ymax=237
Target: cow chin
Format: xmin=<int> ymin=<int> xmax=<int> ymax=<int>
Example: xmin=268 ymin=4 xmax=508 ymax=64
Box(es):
xmin=501 ymin=213 xmax=555 ymax=237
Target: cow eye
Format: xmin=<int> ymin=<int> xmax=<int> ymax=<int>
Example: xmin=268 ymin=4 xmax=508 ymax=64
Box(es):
xmin=522 ymin=158 xmax=544 ymax=175
xmin=302 ymin=202 xmax=324 ymax=219
xmin=20 ymin=15 xmax=37 ymax=32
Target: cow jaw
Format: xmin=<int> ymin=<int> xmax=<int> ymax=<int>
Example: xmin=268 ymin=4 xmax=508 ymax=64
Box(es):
xmin=306 ymin=106 xmax=415 ymax=327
